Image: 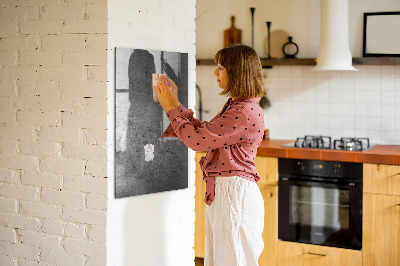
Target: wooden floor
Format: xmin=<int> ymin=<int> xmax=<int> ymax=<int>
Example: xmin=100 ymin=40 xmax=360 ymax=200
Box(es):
xmin=195 ymin=257 xmax=204 ymax=266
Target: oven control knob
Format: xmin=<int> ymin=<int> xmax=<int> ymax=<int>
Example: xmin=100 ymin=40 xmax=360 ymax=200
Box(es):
xmin=334 ymin=168 xmax=339 ymax=174
xmin=334 ymin=164 xmax=341 ymax=174
xmin=297 ymin=161 xmax=305 ymax=171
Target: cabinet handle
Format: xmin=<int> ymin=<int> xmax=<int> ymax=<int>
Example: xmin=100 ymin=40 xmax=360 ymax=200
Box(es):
xmin=307 ymin=252 xmax=328 ymax=256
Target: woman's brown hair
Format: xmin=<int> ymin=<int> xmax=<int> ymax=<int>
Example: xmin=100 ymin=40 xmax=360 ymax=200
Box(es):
xmin=214 ymin=44 xmax=267 ymax=99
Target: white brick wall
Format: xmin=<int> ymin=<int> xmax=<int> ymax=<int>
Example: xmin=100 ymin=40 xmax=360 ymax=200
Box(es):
xmin=40 ymin=249 xmax=85 ymax=266
xmin=0 ymin=226 xmax=17 ymax=243
xmin=1 ymin=0 xmax=197 ymax=264
xmin=0 ymin=0 xmax=107 ymax=265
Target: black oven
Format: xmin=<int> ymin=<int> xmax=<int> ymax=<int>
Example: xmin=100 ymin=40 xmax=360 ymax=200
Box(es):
xmin=278 ymin=158 xmax=363 ymax=250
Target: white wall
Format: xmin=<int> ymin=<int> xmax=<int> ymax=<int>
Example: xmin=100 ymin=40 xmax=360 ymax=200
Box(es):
xmin=196 ymin=0 xmax=319 ymax=59
xmin=196 ymin=0 xmax=400 ymax=58
xmin=197 ymin=65 xmax=400 ymax=145
xmin=196 ymin=0 xmax=400 ymax=145
xmin=265 ymin=65 xmax=400 ymax=144
xmin=107 ymin=1 xmax=197 ymax=266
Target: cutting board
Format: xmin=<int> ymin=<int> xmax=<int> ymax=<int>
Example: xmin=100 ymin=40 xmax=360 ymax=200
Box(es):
xmin=224 ymin=16 xmax=242 ymax=48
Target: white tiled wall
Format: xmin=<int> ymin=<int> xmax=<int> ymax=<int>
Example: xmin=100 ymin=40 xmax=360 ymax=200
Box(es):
xmin=196 ymin=65 xmax=400 ymax=145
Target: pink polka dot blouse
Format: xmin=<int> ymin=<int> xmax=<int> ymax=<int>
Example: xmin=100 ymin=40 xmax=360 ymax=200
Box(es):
xmin=162 ymin=97 xmax=265 ymax=205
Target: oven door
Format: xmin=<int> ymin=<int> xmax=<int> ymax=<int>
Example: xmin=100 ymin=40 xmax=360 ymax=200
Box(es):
xmin=278 ymin=176 xmax=362 ymax=250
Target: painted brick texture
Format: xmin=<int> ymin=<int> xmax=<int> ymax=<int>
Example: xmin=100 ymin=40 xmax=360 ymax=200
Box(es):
xmin=0 ymin=0 xmax=108 ymax=265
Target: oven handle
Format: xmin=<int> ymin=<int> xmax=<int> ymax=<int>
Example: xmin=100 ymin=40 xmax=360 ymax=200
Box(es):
xmin=280 ymin=177 xmax=357 ymax=189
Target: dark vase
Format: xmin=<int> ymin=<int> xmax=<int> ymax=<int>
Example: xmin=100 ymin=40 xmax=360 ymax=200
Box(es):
xmin=282 ymin=36 xmax=299 ymax=58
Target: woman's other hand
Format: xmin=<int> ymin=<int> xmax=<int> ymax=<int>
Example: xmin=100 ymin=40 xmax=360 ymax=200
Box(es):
xmin=162 ymin=76 xmax=180 ymax=109
xmin=153 ymin=78 xmax=175 ymax=113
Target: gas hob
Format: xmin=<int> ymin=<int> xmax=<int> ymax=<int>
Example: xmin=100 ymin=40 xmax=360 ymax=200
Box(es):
xmin=282 ymin=135 xmax=375 ymax=151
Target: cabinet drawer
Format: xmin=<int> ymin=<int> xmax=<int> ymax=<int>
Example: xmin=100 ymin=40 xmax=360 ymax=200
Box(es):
xmin=364 ymin=164 xmax=400 ymax=196
xmin=277 ymin=241 xmax=362 ymax=266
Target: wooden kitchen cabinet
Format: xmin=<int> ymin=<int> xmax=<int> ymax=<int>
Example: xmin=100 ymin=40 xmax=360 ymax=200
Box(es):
xmin=363 ymin=193 xmax=400 ymax=266
xmin=363 ymin=163 xmax=400 ymax=266
xmin=258 ymin=184 xmax=278 ymax=266
xmin=364 ymin=163 xmax=400 ymax=196
xmin=255 ymin=156 xmax=278 ymax=186
xmin=276 ymin=241 xmax=362 ymax=266
xmin=195 ymin=152 xmax=207 ymax=258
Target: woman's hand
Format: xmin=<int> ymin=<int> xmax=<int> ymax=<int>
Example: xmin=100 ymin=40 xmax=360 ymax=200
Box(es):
xmin=162 ymin=76 xmax=180 ymax=108
xmin=153 ymin=77 xmax=175 ymax=113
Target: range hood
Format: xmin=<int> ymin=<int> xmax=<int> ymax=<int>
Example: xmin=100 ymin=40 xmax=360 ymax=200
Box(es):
xmin=314 ymin=0 xmax=358 ymax=71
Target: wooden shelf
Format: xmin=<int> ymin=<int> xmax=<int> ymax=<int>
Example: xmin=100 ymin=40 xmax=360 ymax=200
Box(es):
xmin=196 ymin=57 xmax=400 ymax=67
xmin=260 ymin=58 xmax=316 ymax=67
xmin=352 ymin=57 xmax=400 ymax=65
xmin=195 ymin=58 xmax=315 ymax=67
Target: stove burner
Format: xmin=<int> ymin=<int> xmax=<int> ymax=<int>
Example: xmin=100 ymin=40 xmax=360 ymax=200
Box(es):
xmin=286 ymin=136 xmax=372 ymax=151
xmin=295 ymin=135 xmax=332 ymax=149
xmin=333 ymin=137 xmax=370 ymax=151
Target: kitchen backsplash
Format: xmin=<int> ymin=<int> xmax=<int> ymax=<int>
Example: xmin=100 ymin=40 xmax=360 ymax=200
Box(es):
xmin=196 ymin=65 xmax=400 ymax=145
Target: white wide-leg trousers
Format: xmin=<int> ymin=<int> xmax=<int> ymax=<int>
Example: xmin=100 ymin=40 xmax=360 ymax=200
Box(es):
xmin=205 ymin=176 xmax=265 ymax=266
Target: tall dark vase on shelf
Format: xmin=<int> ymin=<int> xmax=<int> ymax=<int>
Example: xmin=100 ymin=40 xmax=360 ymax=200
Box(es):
xmin=250 ymin=7 xmax=255 ymax=48
xmin=266 ymin=21 xmax=272 ymax=58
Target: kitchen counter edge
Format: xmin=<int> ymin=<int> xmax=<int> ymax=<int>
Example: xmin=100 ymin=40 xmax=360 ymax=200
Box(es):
xmin=196 ymin=140 xmax=400 ymax=165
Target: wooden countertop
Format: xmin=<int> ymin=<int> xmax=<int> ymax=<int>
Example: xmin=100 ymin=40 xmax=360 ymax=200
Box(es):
xmin=256 ymin=139 xmax=400 ymax=165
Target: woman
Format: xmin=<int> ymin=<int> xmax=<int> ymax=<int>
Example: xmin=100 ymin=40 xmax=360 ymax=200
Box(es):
xmin=154 ymin=44 xmax=266 ymax=266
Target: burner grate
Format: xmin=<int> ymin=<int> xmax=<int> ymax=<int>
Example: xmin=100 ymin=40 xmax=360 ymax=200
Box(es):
xmin=286 ymin=136 xmax=372 ymax=151
xmin=333 ymin=137 xmax=370 ymax=151
xmin=295 ymin=135 xmax=332 ymax=149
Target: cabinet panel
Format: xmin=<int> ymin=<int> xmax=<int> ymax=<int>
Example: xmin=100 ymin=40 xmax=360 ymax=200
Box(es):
xmin=277 ymin=241 xmax=362 ymax=266
xmin=363 ymin=193 xmax=400 ymax=266
xmin=259 ymin=185 xmax=278 ymax=266
xmin=364 ymin=164 xmax=400 ymax=196
xmin=255 ymin=156 xmax=278 ymax=186
xmin=195 ymin=152 xmax=207 ymax=258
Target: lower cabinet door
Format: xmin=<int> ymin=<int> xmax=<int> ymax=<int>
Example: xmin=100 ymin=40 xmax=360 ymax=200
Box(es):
xmin=259 ymin=185 xmax=278 ymax=266
xmin=277 ymin=241 xmax=362 ymax=266
xmin=195 ymin=152 xmax=207 ymax=258
xmin=363 ymin=193 xmax=400 ymax=266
